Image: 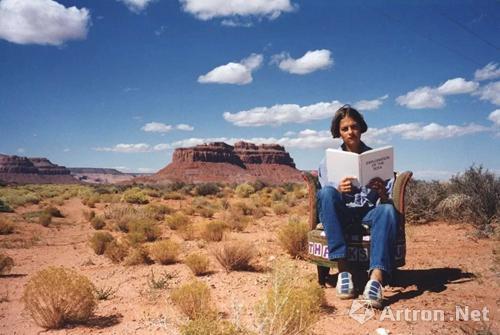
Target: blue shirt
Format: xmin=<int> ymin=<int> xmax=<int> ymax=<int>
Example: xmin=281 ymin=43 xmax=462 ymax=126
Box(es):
xmin=318 ymin=142 xmax=394 ymax=208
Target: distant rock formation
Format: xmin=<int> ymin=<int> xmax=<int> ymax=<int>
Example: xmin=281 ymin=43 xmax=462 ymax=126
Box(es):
xmin=149 ymin=141 xmax=302 ymax=184
xmin=69 ymin=168 xmax=153 ymax=184
xmin=0 ymin=154 xmax=78 ymax=184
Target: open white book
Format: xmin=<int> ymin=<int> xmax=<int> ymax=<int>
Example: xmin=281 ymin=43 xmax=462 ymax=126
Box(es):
xmin=325 ymin=146 xmax=394 ymax=187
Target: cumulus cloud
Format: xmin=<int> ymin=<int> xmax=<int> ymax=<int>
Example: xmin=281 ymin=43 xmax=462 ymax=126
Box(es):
xmin=94 ymin=143 xmax=153 ymax=153
xmin=142 ymin=122 xmax=172 ymax=133
xmin=272 ymin=49 xmax=333 ymax=75
xmin=180 ymin=0 xmax=294 ymax=20
xmin=475 ymin=81 xmax=500 ymax=106
xmin=198 ymin=53 xmax=263 ymax=85
xmin=117 ymin=0 xmax=155 ymax=13
xmin=437 ymin=78 xmax=479 ymax=95
xmin=176 ymin=124 xmax=194 ymax=131
xmin=489 ymin=109 xmax=500 ymax=126
xmin=474 ymin=62 xmax=500 ymax=81
xmin=386 ymin=122 xmax=489 ymax=140
xmin=223 ymin=100 xmax=343 ymax=127
xmin=0 ymin=0 xmax=90 ymax=46
xmin=353 ymin=95 xmax=388 ymax=111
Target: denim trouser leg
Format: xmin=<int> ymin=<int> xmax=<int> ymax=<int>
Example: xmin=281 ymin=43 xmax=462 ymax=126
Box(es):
xmin=317 ymin=186 xmax=348 ymax=260
xmin=362 ymin=204 xmax=398 ymax=275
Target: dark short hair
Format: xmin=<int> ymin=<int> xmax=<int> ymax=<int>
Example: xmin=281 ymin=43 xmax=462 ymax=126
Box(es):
xmin=330 ymin=104 xmax=368 ymax=138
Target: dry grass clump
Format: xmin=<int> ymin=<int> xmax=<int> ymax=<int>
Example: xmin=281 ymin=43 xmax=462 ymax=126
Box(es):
xmin=231 ymin=201 xmax=255 ymax=216
xmin=185 ymin=253 xmax=210 ymax=276
xmin=39 ymin=212 xmax=52 ymax=227
xmin=44 ymin=206 xmax=63 ymax=218
xmin=143 ymin=203 xmax=174 ymax=220
xmin=257 ymin=260 xmax=325 ymax=335
xmin=235 ymin=183 xmax=256 ymax=198
xmin=23 ymin=267 xmax=97 ymax=329
xmin=121 ymin=187 xmax=149 ymax=204
xmin=83 ymin=209 xmax=96 ymax=221
xmin=123 ymin=247 xmax=151 ymax=266
xmin=148 ymin=239 xmax=180 ymax=264
xmin=89 ymin=231 xmax=115 ymax=255
xmin=436 ymin=194 xmax=473 ymax=222
xmin=223 ymin=211 xmax=250 ymax=232
xmin=0 ymin=217 xmax=14 ymax=235
xmin=193 ymin=183 xmax=221 ymax=196
xmin=164 ymin=191 xmax=185 ymax=200
xmin=0 ymin=253 xmax=14 ymax=274
xmin=272 ymin=202 xmax=289 ymax=215
xmin=127 ymin=218 xmax=161 ymax=243
xmin=406 ymin=179 xmax=448 ymax=224
xmin=277 ymin=217 xmax=309 ymax=258
xmin=0 ymin=198 xmax=13 ymax=212
xmin=90 ymin=216 xmax=106 ymax=230
xmin=170 ymin=280 xmax=214 ymax=319
xmin=197 ymin=207 xmax=215 ymax=218
xmin=180 ymin=316 xmax=250 ymax=335
xmin=213 ymin=240 xmax=255 ymax=272
xmin=201 ymin=221 xmax=226 ymax=242
xmin=104 ymin=240 xmax=129 ymax=263
xmin=178 ymin=223 xmax=196 ymax=240
xmin=166 ymin=212 xmax=191 ymax=230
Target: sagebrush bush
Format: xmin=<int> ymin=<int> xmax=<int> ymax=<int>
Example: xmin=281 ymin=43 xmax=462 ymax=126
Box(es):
xmin=127 ymin=218 xmax=161 ymax=243
xmin=180 ymin=316 xmax=248 ymax=335
xmin=213 ymin=241 xmax=255 ymax=272
xmin=0 ymin=217 xmax=14 ymax=234
xmin=197 ymin=207 xmax=215 ymax=218
xmin=104 ymin=240 xmax=129 ymax=263
xmin=235 ymin=183 xmax=255 ymax=198
xmin=436 ymin=194 xmax=474 ymax=223
xmin=90 ymin=216 xmax=106 ymax=230
xmin=178 ymin=223 xmax=196 ymax=241
xmin=123 ymin=247 xmax=151 ymax=266
xmin=201 ymin=221 xmax=226 ymax=242
xmin=231 ymin=201 xmax=255 ymax=216
xmin=170 ymin=280 xmax=214 ymax=319
xmin=83 ymin=209 xmax=96 ymax=221
xmin=39 ymin=212 xmax=52 ymax=227
xmin=166 ymin=212 xmax=191 ymax=230
xmin=163 ymin=191 xmax=184 ymax=200
xmin=143 ymin=203 xmax=174 ymax=220
xmin=223 ymin=211 xmax=250 ymax=232
xmin=406 ymin=179 xmax=448 ymax=224
xmin=148 ymin=240 xmax=180 ymax=264
xmin=193 ymin=183 xmax=220 ymax=196
xmin=185 ymin=253 xmax=210 ymax=276
xmin=23 ymin=267 xmax=97 ymax=329
xmin=121 ymin=187 xmax=149 ymax=204
xmin=89 ymin=231 xmax=114 ymax=255
xmin=272 ymin=202 xmax=289 ymax=215
xmin=44 ymin=206 xmax=63 ymax=218
xmin=277 ymin=217 xmax=309 ymax=258
xmin=0 ymin=198 xmax=13 ymax=212
xmin=0 ymin=253 xmax=14 ymax=274
xmin=257 ymin=260 xmax=324 ymax=335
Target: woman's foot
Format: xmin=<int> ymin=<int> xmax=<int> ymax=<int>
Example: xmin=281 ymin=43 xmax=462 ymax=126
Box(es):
xmin=363 ymin=279 xmax=384 ymax=309
xmin=336 ymin=271 xmax=355 ymax=299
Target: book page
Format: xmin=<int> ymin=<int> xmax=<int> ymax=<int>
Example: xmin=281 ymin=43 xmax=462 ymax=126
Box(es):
xmin=325 ymin=149 xmax=360 ymax=185
xmin=359 ymin=146 xmax=394 ymax=185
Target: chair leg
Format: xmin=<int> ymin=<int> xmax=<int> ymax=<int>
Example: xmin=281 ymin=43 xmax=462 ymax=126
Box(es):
xmin=317 ymin=265 xmax=329 ymax=286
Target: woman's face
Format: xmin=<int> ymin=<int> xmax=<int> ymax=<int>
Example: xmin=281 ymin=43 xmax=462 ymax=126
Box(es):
xmin=339 ymin=115 xmax=361 ymax=151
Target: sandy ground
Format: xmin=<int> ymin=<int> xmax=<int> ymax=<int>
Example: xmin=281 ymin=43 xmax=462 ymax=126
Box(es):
xmin=0 ymin=197 xmax=498 ymax=335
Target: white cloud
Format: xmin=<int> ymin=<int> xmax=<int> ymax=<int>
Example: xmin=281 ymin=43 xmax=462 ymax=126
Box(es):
xmin=437 ymin=78 xmax=479 ymax=95
xmin=153 ymin=143 xmax=171 ymax=151
xmin=198 ymin=53 xmax=263 ymax=85
xmin=95 ymin=143 xmax=152 ymax=153
xmin=489 ymin=109 xmax=500 ymax=126
xmin=0 ymin=0 xmax=90 ymax=46
xmin=474 ymin=62 xmax=500 ymax=81
xmin=141 ymin=122 xmax=172 ymax=133
xmin=475 ymin=81 xmax=500 ymax=106
xmin=137 ymin=167 xmax=155 ymax=173
xmin=176 ymin=124 xmax=194 ymax=131
xmin=17 ymin=148 xmax=25 ymax=154
xmin=223 ymin=100 xmax=343 ymax=127
xmin=180 ymin=0 xmax=294 ymax=20
xmin=272 ymin=49 xmax=333 ymax=75
xmin=353 ymin=95 xmax=388 ymax=111
xmin=396 ymin=86 xmax=445 ymax=109
xmin=117 ymin=0 xmax=155 ymax=13
xmin=386 ymin=122 xmax=489 ymax=140
xmin=221 ymin=19 xmax=253 ymax=27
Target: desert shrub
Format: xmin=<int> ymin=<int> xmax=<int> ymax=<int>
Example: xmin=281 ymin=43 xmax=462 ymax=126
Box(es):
xmin=104 ymin=204 xmax=136 ymax=221
xmin=197 ymin=207 xmax=215 ymax=218
xmin=272 ymin=202 xmax=289 ymax=215
xmin=251 ymin=180 xmax=268 ymax=192
xmin=166 ymin=212 xmax=191 ymax=230
xmin=0 ymin=198 xmax=13 ymax=212
xmin=223 ymin=211 xmax=250 ymax=232
xmin=0 ymin=188 xmax=40 ymax=207
xmin=448 ymin=165 xmax=500 ymax=229
xmin=170 ymin=280 xmax=214 ymax=319
xmin=185 ymin=253 xmax=210 ymax=276
xmin=90 ymin=216 xmax=106 ymax=230
xmin=278 ymin=217 xmax=309 ymax=258
xmin=39 ymin=212 xmax=52 ymax=227
xmin=235 ymin=183 xmax=255 ymax=198
xmin=82 ymin=194 xmax=100 ymax=208
xmin=143 ymin=188 xmax=162 ymax=198
xmin=271 ymin=188 xmax=285 ymax=201
xmin=121 ymin=187 xmax=149 ymax=205
xmin=44 ymin=206 xmax=63 ymax=218
xmin=406 ymin=180 xmax=448 ymax=224
xmin=148 ymin=269 xmax=177 ymax=290
xmin=201 ymin=221 xmax=226 ymax=242
xmin=178 ymin=223 xmax=196 ymax=241
xmin=104 ymin=240 xmax=129 ymax=263
xmin=252 ymin=206 xmax=267 ymax=219
xmin=231 ymin=201 xmax=254 ymax=216
xmin=180 ymin=316 xmax=249 ymax=335
xmin=89 ymin=231 xmax=114 ymax=255
xmin=0 ymin=254 xmax=14 ymax=274
xmin=127 ymin=219 xmax=161 ymax=243
xmin=213 ymin=241 xmax=255 ymax=272
xmin=193 ymin=183 xmax=220 ymax=196
xmin=148 ymin=240 xmax=180 ymax=264
xmin=93 ymin=285 xmax=117 ymax=300
xmin=163 ymin=191 xmax=184 ymax=200
xmin=182 ymin=206 xmax=196 ymax=216
xmin=123 ymin=247 xmax=151 ymax=266
xmin=83 ymin=209 xmax=96 ymax=221
xmin=143 ymin=203 xmax=174 ymax=220
xmin=257 ymin=260 xmax=325 ymax=335
xmin=0 ymin=217 xmax=14 ymax=234
xmin=23 ymin=267 xmax=96 ymax=329
xmin=436 ymin=194 xmax=474 ymax=223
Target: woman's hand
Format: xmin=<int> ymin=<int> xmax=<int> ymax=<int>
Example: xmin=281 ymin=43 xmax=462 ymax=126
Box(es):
xmin=337 ymin=177 xmax=355 ymax=193
xmin=368 ymin=177 xmax=388 ymax=202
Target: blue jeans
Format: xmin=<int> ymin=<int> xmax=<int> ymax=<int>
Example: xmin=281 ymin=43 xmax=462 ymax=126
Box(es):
xmin=317 ymin=186 xmax=398 ymax=275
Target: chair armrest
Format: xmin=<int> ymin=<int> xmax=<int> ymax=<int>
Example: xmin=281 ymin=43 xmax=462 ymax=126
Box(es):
xmin=392 ymin=171 xmax=413 ymax=214
xmin=302 ymin=171 xmax=321 ymax=230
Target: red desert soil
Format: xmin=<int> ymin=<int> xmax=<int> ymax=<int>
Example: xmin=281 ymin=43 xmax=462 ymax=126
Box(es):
xmin=0 ymin=197 xmax=498 ymax=335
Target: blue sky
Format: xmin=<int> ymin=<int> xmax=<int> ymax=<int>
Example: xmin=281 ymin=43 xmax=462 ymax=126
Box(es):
xmin=0 ymin=0 xmax=499 ymax=179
